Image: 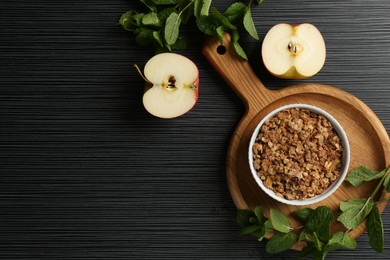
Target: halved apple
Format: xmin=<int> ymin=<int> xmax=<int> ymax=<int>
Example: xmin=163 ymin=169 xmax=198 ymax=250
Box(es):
xmin=261 ymin=23 xmax=326 ymax=79
xmin=141 ymin=53 xmax=199 ymax=119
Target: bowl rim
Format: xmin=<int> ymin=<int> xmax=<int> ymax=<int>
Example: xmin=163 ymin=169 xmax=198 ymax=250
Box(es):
xmin=248 ymin=103 xmax=351 ymax=206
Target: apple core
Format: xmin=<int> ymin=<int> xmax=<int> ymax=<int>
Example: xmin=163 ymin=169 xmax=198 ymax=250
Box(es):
xmin=262 ymin=23 xmax=326 ymax=79
xmin=141 ymin=53 xmax=199 ymax=119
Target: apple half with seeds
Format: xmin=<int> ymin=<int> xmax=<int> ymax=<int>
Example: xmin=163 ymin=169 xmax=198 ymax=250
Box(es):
xmin=141 ymin=53 xmax=199 ymax=119
xmin=261 ymin=23 xmax=326 ymax=79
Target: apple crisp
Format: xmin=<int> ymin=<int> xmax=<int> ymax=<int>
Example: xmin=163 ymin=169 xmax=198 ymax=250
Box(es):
xmin=252 ymin=108 xmax=343 ymax=200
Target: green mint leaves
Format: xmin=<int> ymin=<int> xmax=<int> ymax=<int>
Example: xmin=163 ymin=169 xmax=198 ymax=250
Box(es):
xmin=164 ymin=12 xmax=181 ymax=45
xmin=326 ymin=232 xmax=357 ymax=253
xmin=269 ymin=208 xmax=292 ymax=233
xmin=266 ymin=209 xmax=297 ymax=254
xmin=194 ymin=0 xmax=211 ymax=17
xmin=237 ymin=208 xmax=298 ymax=254
xmin=236 ymin=206 xmax=270 ymax=241
xmin=118 ymin=0 xmax=263 ymax=59
xmin=342 ymin=165 xmax=389 ymax=253
xmin=368 ymin=204 xmax=384 ymax=253
xmin=237 ymin=165 xmax=390 ymax=258
xmin=266 ymin=232 xmax=298 ymax=254
xmin=346 ymin=165 xmax=387 ymax=186
xmin=223 ymin=2 xmax=246 ymax=24
xmin=337 ymin=198 xmax=374 ymax=229
xmin=304 ymin=206 xmax=333 ymax=242
xmin=243 ymin=6 xmax=259 ymax=40
xmin=295 ymin=206 xmax=348 ymax=259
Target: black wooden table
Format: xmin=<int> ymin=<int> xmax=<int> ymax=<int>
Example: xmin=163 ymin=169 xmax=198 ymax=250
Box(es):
xmin=1 ymin=1 xmax=389 ymax=259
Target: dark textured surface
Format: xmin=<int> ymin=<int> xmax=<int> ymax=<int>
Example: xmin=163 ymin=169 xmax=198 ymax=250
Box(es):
xmin=0 ymin=0 xmax=389 ymax=259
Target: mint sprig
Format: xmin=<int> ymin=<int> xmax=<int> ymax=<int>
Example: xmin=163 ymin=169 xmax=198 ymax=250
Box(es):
xmin=237 ymin=207 xmax=298 ymax=254
xmin=340 ymin=165 xmax=389 ymax=252
xmin=237 ymin=165 xmax=390 ymax=258
xmin=118 ymin=0 xmax=263 ymax=59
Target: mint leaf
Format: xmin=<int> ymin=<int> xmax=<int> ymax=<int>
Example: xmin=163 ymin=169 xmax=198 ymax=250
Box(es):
xmin=118 ymin=10 xmax=134 ymax=25
xmin=270 ymin=208 xmax=292 ymax=233
xmin=223 ymin=2 xmax=246 ymax=24
xmin=194 ymin=0 xmax=211 ymax=17
xmin=240 ymin=225 xmax=262 ymax=236
xmin=337 ymin=198 xmax=374 ymax=229
xmin=313 ymin=232 xmax=324 ymax=251
xmin=346 ymin=165 xmax=384 ymax=186
xmin=196 ymin=15 xmax=219 ymax=36
xmin=305 ymin=206 xmax=333 ymax=242
xmin=231 ymin=30 xmax=248 ymax=60
xmin=157 ymin=8 xmax=177 ymax=21
xmin=326 ymin=232 xmax=357 ymax=252
xmin=142 ymin=12 xmax=161 ymax=27
xmin=164 ymin=12 xmax=182 ymax=45
xmin=254 ymin=206 xmax=267 ymax=225
xmin=299 ymin=233 xmax=355 ymax=260
xmin=132 ymin=13 xmax=145 ymax=27
xmin=266 ymin=232 xmax=298 ymax=254
xmin=216 ymin=26 xmax=224 ymax=45
xmin=152 ymin=0 xmax=182 ymax=4
xmin=299 ymin=230 xmax=313 ymax=242
xmin=237 ymin=207 xmax=267 ymax=227
xmin=119 ymin=10 xmax=139 ymax=31
xmin=295 ymin=208 xmax=314 ymax=222
xmin=258 ymin=220 xmax=272 ymax=241
xmin=237 ymin=209 xmax=256 ymax=228
xmin=368 ymin=204 xmax=384 ymax=253
xmin=211 ymin=7 xmax=236 ymax=30
xmin=152 ymin=31 xmax=164 ymax=47
xmin=243 ymin=6 xmax=259 ymax=40
xmin=170 ymin=37 xmax=187 ymax=50
xmin=237 ymin=207 xmax=269 ymax=239
xmin=135 ymin=28 xmax=154 ymax=46
xmin=119 ymin=0 xmax=262 ymax=57
xmin=233 ymin=40 xmax=247 ymax=60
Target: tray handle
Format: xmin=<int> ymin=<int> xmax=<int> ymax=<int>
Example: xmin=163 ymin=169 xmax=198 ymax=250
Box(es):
xmin=202 ymin=33 xmax=273 ymax=112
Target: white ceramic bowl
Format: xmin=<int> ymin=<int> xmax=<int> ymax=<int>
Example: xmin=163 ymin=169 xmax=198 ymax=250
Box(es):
xmin=248 ymin=104 xmax=350 ymax=206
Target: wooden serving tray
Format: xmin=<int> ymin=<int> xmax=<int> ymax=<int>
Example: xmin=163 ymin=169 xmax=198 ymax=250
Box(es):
xmin=202 ymin=34 xmax=390 ymax=249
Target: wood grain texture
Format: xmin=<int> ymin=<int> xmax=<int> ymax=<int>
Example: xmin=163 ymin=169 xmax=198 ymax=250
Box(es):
xmin=203 ymin=33 xmax=390 ymax=249
xmin=0 ymin=0 xmax=389 ymax=259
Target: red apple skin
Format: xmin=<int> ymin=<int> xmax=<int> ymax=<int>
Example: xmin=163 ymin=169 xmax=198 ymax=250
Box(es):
xmin=193 ymin=77 xmax=199 ymax=103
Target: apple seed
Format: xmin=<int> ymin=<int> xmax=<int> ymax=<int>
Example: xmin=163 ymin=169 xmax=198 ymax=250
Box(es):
xmin=287 ymin=42 xmax=302 ymax=55
xmin=161 ymin=76 xmax=177 ymax=90
xmin=167 ymin=76 xmax=176 ymax=89
xmin=142 ymin=52 xmax=199 ymax=119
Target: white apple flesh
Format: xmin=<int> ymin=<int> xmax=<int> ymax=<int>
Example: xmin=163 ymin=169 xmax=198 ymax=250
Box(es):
xmin=262 ymin=23 xmax=326 ymax=79
xmin=142 ymin=53 xmax=199 ymax=119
